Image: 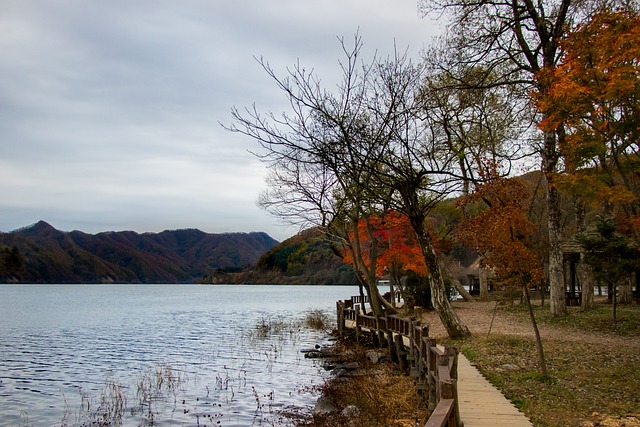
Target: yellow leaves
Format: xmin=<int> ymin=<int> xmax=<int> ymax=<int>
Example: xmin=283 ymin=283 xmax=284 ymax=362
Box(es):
xmin=601 ymin=185 xmax=638 ymax=205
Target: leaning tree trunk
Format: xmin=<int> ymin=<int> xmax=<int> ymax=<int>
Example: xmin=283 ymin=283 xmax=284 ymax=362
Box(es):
xmin=367 ymin=281 xmax=384 ymax=315
xmin=452 ymin=277 xmax=475 ymax=302
xmin=413 ymin=221 xmax=471 ymax=339
xmin=358 ymin=273 xmax=398 ymax=316
xmin=440 ymin=258 xmax=474 ymax=302
xmin=524 ymin=283 xmax=548 ymax=377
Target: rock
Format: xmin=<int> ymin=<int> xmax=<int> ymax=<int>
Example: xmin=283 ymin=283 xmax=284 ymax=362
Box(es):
xmin=340 ymin=405 xmax=359 ymax=418
xmin=366 ymin=349 xmax=386 ymax=364
xmin=335 ymin=361 xmax=359 ymax=371
xmin=302 ymin=346 xmax=339 ymax=359
xmin=501 ymin=363 xmax=520 ymax=371
xmin=332 ymin=368 xmax=347 ymax=377
xmin=304 ymin=351 xmax=323 ymax=358
xmin=314 ymin=395 xmax=338 ymax=415
xmin=330 ymin=361 xmax=359 ymax=378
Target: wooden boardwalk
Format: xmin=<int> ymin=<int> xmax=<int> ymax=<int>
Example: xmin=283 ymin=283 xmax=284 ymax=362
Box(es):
xmin=340 ymin=298 xmax=534 ymax=427
xmin=457 ymin=354 xmax=534 ymax=426
xmin=345 ymin=319 xmax=534 ymax=426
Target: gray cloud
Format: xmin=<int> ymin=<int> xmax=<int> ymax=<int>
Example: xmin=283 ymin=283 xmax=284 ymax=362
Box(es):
xmin=0 ymin=0 xmax=438 ymax=241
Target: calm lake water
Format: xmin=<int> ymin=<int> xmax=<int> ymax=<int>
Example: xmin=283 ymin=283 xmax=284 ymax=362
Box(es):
xmin=0 ymin=284 xmax=354 ymax=426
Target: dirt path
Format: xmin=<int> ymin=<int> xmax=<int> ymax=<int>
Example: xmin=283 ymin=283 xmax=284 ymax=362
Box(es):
xmin=419 ymin=300 xmax=640 ymax=351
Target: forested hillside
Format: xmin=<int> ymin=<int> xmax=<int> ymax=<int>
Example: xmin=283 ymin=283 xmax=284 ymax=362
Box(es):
xmin=0 ymin=221 xmax=278 ymax=283
xmin=211 ymin=227 xmax=358 ymax=285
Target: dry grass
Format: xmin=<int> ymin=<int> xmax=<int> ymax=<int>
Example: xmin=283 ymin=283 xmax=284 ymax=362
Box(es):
xmin=304 ymin=309 xmax=333 ymax=332
xmin=300 ymin=339 xmax=427 ymax=427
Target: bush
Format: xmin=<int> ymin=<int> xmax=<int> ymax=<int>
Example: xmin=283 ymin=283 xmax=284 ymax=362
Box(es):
xmin=404 ymin=272 xmax=433 ymax=309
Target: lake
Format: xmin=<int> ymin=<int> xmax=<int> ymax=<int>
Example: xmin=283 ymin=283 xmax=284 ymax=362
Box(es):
xmin=0 ymin=284 xmax=354 ymax=426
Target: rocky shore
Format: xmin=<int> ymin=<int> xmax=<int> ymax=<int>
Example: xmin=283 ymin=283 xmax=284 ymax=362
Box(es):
xmin=298 ymin=331 xmax=425 ymax=427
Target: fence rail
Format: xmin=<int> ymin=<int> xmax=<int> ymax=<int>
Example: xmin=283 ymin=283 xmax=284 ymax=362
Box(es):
xmin=336 ymin=294 xmax=461 ymax=427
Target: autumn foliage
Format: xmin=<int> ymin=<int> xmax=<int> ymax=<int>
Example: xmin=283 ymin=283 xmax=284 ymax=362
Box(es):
xmin=535 ymin=9 xmax=640 ymax=220
xmin=457 ymin=171 xmax=544 ymax=289
xmin=343 ymin=211 xmax=428 ymax=279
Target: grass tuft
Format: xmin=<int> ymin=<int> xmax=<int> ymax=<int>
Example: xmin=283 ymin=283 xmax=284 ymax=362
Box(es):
xmin=303 ymin=309 xmax=333 ymax=331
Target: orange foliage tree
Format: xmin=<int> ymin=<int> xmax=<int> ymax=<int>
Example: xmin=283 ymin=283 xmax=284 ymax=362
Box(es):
xmin=343 ymin=211 xmax=428 ymax=304
xmin=458 ymin=175 xmax=544 ymax=291
xmin=535 ymin=9 xmax=640 ymax=227
xmin=377 ymin=211 xmax=427 ymax=272
xmin=457 ymin=167 xmax=548 ymax=375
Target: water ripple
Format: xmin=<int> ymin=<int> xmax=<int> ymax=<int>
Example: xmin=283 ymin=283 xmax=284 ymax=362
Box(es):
xmin=0 ymin=284 xmax=349 ymax=426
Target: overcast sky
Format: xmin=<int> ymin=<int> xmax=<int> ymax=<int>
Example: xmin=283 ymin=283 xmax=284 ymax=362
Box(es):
xmin=0 ymin=1 xmax=441 ymax=241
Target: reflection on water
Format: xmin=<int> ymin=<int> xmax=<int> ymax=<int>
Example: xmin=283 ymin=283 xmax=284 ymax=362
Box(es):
xmin=0 ymin=284 xmax=352 ymax=426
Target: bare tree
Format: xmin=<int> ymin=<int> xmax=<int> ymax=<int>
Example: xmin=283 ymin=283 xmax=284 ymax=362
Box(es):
xmin=418 ymin=69 xmax=531 ymax=195
xmin=225 ymin=36 xmax=400 ymax=315
xmin=225 ymin=35 xmax=473 ymax=337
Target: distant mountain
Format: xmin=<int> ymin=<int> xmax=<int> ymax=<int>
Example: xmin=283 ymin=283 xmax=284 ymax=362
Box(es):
xmin=0 ymin=221 xmax=278 ymax=284
xmin=211 ymin=227 xmax=359 ymax=285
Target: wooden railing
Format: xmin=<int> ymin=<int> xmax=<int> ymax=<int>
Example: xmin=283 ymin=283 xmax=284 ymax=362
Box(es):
xmin=337 ymin=295 xmax=462 ymax=427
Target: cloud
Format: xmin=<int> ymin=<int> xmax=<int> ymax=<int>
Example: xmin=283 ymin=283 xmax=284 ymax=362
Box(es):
xmin=0 ymin=0 xmax=437 ymax=241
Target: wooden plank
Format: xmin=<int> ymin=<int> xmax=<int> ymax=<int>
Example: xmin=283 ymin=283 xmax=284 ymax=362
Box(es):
xmin=424 ymin=399 xmax=454 ymax=427
xmin=457 ymin=354 xmax=534 ymax=427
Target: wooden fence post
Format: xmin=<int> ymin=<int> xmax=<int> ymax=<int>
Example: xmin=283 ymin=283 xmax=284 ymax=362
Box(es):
xmin=336 ymin=301 xmax=345 ymax=336
xmin=394 ymin=334 xmax=406 ymax=370
xmin=387 ymin=330 xmax=396 ymax=362
xmin=446 ymin=347 xmax=462 ymax=427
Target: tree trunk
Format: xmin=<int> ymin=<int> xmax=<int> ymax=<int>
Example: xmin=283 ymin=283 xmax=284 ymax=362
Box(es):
xmin=479 ymin=267 xmax=490 ymax=301
xmin=358 ymin=280 xmax=366 ymax=314
xmin=579 ymin=259 xmax=595 ymax=311
xmin=619 ymin=275 xmax=633 ymax=304
xmin=367 ymin=280 xmax=385 ymax=316
xmin=362 ymin=272 xmax=398 ymax=316
xmin=363 ymin=277 xmax=397 ymax=315
xmin=413 ymin=221 xmax=471 ymax=339
xmin=612 ymin=282 xmax=618 ymax=324
xmin=548 ymin=187 xmax=566 ymax=316
xmin=576 ymin=197 xmax=594 ymax=311
xmin=389 ymin=280 xmax=396 ymax=308
xmin=348 ymin=216 xmax=391 ymax=317
xmin=440 ymin=258 xmax=474 ymax=302
xmin=524 ymin=283 xmax=548 ymax=377
xmin=452 ymin=277 xmax=475 ymax=302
